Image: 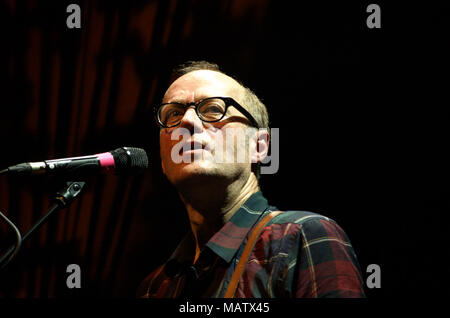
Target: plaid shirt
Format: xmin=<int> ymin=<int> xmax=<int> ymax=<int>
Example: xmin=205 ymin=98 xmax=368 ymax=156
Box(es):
xmin=137 ymin=192 xmax=365 ymax=298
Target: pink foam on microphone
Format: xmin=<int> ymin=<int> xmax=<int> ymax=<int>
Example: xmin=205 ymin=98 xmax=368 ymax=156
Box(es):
xmin=97 ymin=152 xmax=115 ymax=172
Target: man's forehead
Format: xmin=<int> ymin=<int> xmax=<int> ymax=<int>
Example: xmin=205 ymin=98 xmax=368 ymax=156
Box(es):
xmin=163 ymin=70 xmax=243 ymax=103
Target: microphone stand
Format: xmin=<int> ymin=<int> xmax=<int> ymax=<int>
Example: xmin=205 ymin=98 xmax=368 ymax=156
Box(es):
xmin=0 ymin=181 xmax=86 ymax=269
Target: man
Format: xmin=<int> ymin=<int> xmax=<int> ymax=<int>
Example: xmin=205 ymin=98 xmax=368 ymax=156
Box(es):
xmin=138 ymin=61 xmax=365 ymax=298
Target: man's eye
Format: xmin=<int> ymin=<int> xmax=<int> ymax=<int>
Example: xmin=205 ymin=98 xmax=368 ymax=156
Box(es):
xmin=203 ymin=105 xmax=223 ymax=113
xmin=201 ymin=101 xmax=225 ymax=113
xmin=168 ymin=110 xmax=182 ymax=117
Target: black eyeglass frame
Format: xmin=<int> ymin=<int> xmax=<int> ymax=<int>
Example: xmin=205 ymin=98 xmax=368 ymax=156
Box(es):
xmin=154 ymin=96 xmax=259 ymax=128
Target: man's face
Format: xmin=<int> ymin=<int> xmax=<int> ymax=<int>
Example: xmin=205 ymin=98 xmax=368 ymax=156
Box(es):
xmin=159 ymin=70 xmax=257 ymax=188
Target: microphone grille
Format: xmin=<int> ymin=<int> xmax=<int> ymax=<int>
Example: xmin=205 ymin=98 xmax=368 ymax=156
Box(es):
xmin=110 ymin=147 xmax=148 ymax=174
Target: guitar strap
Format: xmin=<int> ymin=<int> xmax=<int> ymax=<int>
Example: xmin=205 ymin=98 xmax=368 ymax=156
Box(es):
xmin=224 ymin=211 xmax=282 ymax=298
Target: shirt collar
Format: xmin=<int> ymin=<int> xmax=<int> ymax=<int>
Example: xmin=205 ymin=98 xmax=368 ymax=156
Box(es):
xmin=165 ymin=191 xmax=270 ymax=276
xmin=205 ymin=191 xmax=269 ymax=263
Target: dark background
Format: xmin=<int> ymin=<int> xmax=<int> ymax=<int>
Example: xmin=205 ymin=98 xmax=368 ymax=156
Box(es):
xmin=0 ymin=0 xmax=448 ymax=299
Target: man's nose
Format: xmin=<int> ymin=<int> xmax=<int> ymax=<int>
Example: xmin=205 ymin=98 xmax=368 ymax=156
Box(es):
xmin=179 ymin=107 xmax=203 ymax=132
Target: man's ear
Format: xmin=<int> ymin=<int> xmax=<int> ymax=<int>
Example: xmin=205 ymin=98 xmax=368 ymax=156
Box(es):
xmin=251 ymin=129 xmax=270 ymax=164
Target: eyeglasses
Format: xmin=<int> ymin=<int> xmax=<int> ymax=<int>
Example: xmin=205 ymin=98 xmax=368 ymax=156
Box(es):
xmin=154 ymin=97 xmax=259 ymax=128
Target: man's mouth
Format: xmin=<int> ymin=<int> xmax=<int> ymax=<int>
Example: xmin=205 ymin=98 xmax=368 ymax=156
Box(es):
xmin=179 ymin=140 xmax=206 ymax=155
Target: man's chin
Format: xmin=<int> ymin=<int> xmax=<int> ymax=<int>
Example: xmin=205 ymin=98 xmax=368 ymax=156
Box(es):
xmin=180 ymin=159 xmax=219 ymax=175
xmin=169 ymin=160 xmax=220 ymax=183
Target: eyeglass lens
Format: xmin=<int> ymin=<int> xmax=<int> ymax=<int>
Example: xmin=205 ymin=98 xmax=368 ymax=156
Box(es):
xmin=159 ymin=98 xmax=227 ymax=127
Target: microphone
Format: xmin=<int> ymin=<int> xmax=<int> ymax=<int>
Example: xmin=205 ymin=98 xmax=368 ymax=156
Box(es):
xmin=1 ymin=147 xmax=148 ymax=177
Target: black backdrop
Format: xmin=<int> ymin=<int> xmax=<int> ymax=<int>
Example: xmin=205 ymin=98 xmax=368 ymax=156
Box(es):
xmin=0 ymin=0 xmax=448 ymax=299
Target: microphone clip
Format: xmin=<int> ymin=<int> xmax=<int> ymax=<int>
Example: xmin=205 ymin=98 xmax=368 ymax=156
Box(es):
xmin=54 ymin=181 xmax=86 ymax=208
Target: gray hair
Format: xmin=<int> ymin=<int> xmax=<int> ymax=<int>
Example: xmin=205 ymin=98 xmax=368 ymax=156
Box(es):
xmin=170 ymin=61 xmax=269 ymax=130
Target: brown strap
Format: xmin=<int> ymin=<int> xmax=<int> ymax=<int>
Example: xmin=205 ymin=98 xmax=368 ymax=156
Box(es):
xmin=224 ymin=211 xmax=282 ymax=298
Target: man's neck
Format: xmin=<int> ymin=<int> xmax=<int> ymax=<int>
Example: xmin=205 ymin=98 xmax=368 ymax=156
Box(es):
xmin=178 ymin=173 xmax=260 ymax=262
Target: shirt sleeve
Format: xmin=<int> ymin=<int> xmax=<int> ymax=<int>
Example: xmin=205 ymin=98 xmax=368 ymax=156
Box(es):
xmin=294 ymin=217 xmax=366 ymax=298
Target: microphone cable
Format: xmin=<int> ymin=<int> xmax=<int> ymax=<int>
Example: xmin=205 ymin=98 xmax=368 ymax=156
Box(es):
xmin=0 ymin=210 xmax=22 ymax=269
